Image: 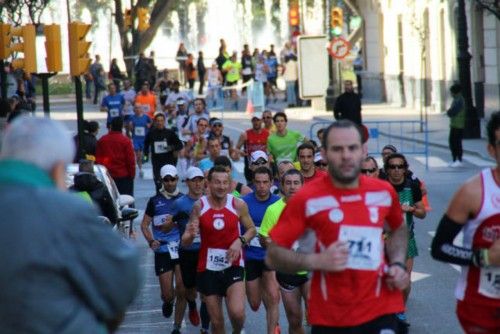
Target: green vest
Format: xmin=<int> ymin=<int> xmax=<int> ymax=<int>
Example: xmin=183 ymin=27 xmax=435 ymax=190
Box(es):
xmin=397 ymin=183 xmax=415 ymax=238
xmin=450 ymin=95 xmax=465 ymax=129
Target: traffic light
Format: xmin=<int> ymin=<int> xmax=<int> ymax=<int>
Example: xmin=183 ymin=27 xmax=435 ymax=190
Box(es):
xmin=137 ymin=7 xmax=150 ymax=32
xmin=0 ymin=23 xmax=11 ymax=59
xmin=44 ymin=24 xmax=62 ymax=72
xmin=289 ymin=5 xmax=300 ymax=27
xmin=68 ymin=22 xmax=91 ymax=76
xmin=10 ymin=24 xmax=37 ymax=73
xmin=124 ymin=9 xmax=132 ymax=30
xmin=331 ymin=7 xmax=343 ymax=36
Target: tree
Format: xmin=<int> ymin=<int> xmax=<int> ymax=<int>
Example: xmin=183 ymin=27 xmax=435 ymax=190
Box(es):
xmin=474 ymin=0 xmax=500 ymax=20
xmin=113 ymin=0 xmax=174 ymax=77
xmin=0 ymin=0 xmax=51 ymax=26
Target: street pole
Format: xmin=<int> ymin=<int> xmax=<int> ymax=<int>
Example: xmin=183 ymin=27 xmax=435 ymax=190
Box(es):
xmin=325 ymin=0 xmax=335 ymax=115
xmin=457 ymin=0 xmax=480 ymax=138
xmin=0 ymin=60 xmax=7 ymax=100
xmin=33 ymin=73 xmax=57 ymax=118
xmin=74 ymin=76 xmax=85 ymax=154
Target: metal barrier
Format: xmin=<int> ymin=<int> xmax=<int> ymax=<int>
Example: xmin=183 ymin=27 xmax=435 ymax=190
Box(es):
xmin=309 ymin=120 xmax=429 ymax=169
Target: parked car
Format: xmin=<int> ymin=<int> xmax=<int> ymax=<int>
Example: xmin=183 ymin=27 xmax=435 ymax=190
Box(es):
xmin=65 ymin=163 xmax=138 ymax=237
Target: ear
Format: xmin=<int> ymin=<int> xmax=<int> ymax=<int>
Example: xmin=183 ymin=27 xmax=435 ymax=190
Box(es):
xmin=49 ymin=161 xmax=67 ymax=191
xmin=320 ymin=147 xmax=326 ymax=160
xmin=362 ymin=142 xmax=368 ymax=158
xmin=487 ymin=143 xmax=496 ymax=160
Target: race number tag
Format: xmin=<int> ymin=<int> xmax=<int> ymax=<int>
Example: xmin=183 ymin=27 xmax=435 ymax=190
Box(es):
xmin=206 ymin=248 xmax=230 ymax=271
xmin=167 ymin=241 xmax=179 ymax=260
xmin=142 ymin=104 xmax=150 ymax=113
xmin=249 ymin=228 xmax=261 ymax=247
xmin=153 ymin=214 xmax=171 ymax=227
xmin=338 ymin=225 xmax=382 ymax=271
xmin=109 ymin=108 xmax=119 ymax=117
xmin=479 ymin=267 xmax=500 ymax=299
xmin=193 ymin=233 xmax=201 ymax=244
xmin=134 ymin=126 xmax=146 ymax=136
xmin=154 ymin=141 xmax=168 ymax=154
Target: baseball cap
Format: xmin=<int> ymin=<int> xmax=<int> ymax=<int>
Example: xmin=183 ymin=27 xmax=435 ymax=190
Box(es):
xmin=250 ymin=150 xmax=269 ymax=163
xmin=186 ymin=167 xmax=204 ymax=180
xmin=160 ymin=164 xmax=178 ymax=178
xmin=382 ymin=144 xmax=397 ymax=153
xmin=314 ymin=152 xmax=324 ymax=163
xmin=176 ymin=98 xmax=186 ymax=105
xmin=210 ymin=118 xmax=223 ymax=126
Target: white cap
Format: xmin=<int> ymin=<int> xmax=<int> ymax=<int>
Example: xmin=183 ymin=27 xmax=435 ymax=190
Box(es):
xmin=250 ymin=150 xmax=269 ymax=163
xmin=160 ymin=164 xmax=178 ymax=178
xmin=186 ymin=166 xmax=204 ymax=180
xmin=314 ymin=152 xmax=324 ymax=163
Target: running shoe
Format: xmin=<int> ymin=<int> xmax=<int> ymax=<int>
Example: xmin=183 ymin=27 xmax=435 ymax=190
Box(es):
xmin=189 ymin=307 xmax=201 ymax=326
xmin=162 ymin=301 xmax=174 ymax=318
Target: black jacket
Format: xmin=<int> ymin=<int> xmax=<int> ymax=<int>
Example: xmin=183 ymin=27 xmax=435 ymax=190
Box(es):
xmin=334 ymin=92 xmax=362 ymax=125
xmin=73 ymin=132 xmax=97 ymax=163
xmin=144 ymin=127 xmax=183 ymax=166
xmin=70 ymin=172 xmax=118 ymax=225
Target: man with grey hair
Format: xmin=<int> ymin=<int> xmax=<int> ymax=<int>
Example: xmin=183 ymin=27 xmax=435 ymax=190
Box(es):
xmin=0 ymin=117 xmax=141 ymax=333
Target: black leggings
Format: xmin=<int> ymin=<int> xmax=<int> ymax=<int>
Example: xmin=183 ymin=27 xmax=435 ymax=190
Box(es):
xmin=449 ymin=127 xmax=463 ymax=162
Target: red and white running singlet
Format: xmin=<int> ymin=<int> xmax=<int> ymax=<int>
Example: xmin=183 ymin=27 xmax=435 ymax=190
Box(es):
xmin=456 ymin=168 xmax=500 ymax=306
xmin=197 ymin=194 xmax=243 ymax=272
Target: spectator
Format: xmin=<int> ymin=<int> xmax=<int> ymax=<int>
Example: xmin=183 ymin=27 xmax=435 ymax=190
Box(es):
xmin=109 ymin=58 xmax=124 ymax=91
xmin=176 ymin=43 xmax=188 ymax=85
xmin=185 ymin=53 xmax=197 ymax=90
xmin=73 ymin=120 xmax=99 ymax=162
xmin=90 ymin=55 xmax=105 ymax=105
xmin=334 ymin=80 xmax=362 ymax=125
xmin=134 ymin=53 xmax=150 ymax=91
xmin=95 ymin=117 xmax=136 ymax=196
xmin=283 ymin=54 xmax=298 ymax=108
xmin=197 ymin=51 xmax=206 ymax=95
xmin=446 ymin=83 xmax=465 ymax=167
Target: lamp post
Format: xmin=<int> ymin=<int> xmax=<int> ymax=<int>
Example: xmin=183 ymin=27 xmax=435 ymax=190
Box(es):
xmin=457 ymin=0 xmax=480 ymax=138
xmin=325 ymin=0 xmax=335 ymax=114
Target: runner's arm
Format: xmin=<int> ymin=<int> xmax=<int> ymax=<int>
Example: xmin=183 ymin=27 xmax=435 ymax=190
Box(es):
xmin=140 ymin=213 xmax=159 ymax=250
xmin=237 ymin=200 xmax=257 ymax=242
xmin=235 ymin=132 xmax=247 ymax=155
xmin=385 ymin=221 xmax=408 ymax=266
xmin=181 ymin=201 xmax=201 ymax=247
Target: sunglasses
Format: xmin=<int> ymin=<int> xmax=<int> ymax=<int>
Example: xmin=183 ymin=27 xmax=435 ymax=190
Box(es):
xmin=212 ymin=124 xmax=223 ymax=128
xmin=361 ymin=168 xmax=377 ymax=174
xmin=162 ymin=176 xmax=177 ymax=182
xmin=387 ymin=164 xmax=405 ymax=170
xmin=315 ymin=162 xmax=327 ymax=167
xmin=263 ymin=116 xmax=272 ymax=119
xmin=252 ymin=160 xmax=267 ymax=166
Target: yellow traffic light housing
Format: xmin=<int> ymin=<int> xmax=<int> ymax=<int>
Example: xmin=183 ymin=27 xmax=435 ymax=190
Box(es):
xmin=0 ymin=24 xmax=11 ymax=59
xmin=331 ymin=7 xmax=343 ymax=36
xmin=289 ymin=5 xmax=300 ymax=27
xmin=68 ymin=22 xmax=91 ymax=76
xmin=137 ymin=7 xmax=150 ymax=32
xmin=10 ymin=24 xmax=37 ymax=73
xmin=44 ymin=24 xmax=62 ymax=72
xmin=124 ymin=9 xmax=132 ymax=30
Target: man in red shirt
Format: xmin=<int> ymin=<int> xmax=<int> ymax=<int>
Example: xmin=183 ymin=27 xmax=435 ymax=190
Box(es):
xmin=297 ymin=142 xmax=326 ymax=184
xmin=96 ymin=117 xmax=136 ymax=196
xmin=266 ymin=120 xmax=409 ymax=333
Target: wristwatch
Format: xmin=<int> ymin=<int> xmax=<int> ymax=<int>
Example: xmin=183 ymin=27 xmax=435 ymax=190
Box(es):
xmin=389 ymin=262 xmax=408 ymax=272
xmin=239 ymin=236 xmax=247 ymax=246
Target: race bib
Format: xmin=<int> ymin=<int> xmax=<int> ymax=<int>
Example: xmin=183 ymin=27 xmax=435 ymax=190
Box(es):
xmin=154 ymin=141 xmax=168 ymax=154
xmin=141 ymin=104 xmax=150 ymax=113
xmin=167 ymin=241 xmax=179 ymax=260
xmin=134 ymin=126 xmax=146 ymax=136
xmin=479 ymin=267 xmax=500 ymax=299
xmin=206 ymin=248 xmax=231 ymax=271
xmin=338 ymin=225 xmax=382 ymax=271
xmin=242 ymin=68 xmax=252 ymax=75
xmin=109 ymin=108 xmax=119 ymax=117
xmin=249 ymin=228 xmax=261 ymax=247
xmin=153 ymin=214 xmax=171 ymax=227
xmin=193 ymin=234 xmax=201 ymax=244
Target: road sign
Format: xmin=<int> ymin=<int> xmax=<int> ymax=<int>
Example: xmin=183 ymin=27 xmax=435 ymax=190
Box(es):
xmin=327 ymin=37 xmax=351 ymax=60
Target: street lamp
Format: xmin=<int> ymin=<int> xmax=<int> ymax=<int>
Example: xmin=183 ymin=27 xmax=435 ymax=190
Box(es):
xmin=325 ymin=0 xmax=335 ymax=114
xmin=456 ymin=0 xmax=481 ymax=138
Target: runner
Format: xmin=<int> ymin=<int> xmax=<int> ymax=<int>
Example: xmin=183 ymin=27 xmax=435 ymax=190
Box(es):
xmin=241 ymin=167 xmax=281 ymax=334
xmin=172 ymin=167 xmax=208 ymax=332
xmin=361 ymin=156 xmax=380 ymax=178
xmin=297 ymin=143 xmax=326 ymax=183
xmin=385 ymin=152 xmax=426 ymax=327
xmin=135 ymin=81 xmax=157 ymax=119
xmin=431 ymin=111 xmax=500 ymax=334
xmin=313 ymin=152 xmax=328 ymax=173
xmin=247 ymin=150 xmax=280 ymax=195
xmin=213 ymin=156 xmax=252 ymax=197
xmin=260 ymin=169 xmax=311 ymax=334
xmin=236 ymin=115 xmax=270 ymax=183
xmin=208 ymin=118 xmax=238 ymax=160
xmin=266 ymin=120 xmax=409 ymax=333
xmin=100 ymin=83 xmax=125 ymax=128
xmin=140 ymin=165 xmax=186 ymax=334
xmin=128 ymin=104 xmax=152 ymax=178
xmin=182 ymin=166 xmax=257 ymax=334
xmin=267 ymin=112 xmax=306 ymax=163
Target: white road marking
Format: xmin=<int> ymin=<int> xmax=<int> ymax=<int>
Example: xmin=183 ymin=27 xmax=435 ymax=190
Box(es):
xmin=411 ymin=271 xmax=431 ymax=282
xmin=415 ymin=155 xmax=448 ymax=168
xmin=462 ymin=156 xmax=495 ymax=167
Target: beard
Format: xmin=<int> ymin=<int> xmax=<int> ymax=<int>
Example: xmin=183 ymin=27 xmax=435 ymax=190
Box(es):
xmin=328 ymin=162 xmax=361 ymax=185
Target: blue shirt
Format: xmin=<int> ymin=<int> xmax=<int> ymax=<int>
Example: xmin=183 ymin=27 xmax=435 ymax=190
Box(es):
xmin=129 ymin=114 xmax=151 ymax=142
xmin=145 ymin=192 xmax=183 ymax=253
xmin=101 ymin=94 xmax=125 ymax=123
xmin=266 ymin=57 xmax=278 ymax=78
xmin=241 ymin=192 xmax=280 ymax=260
xmin=171 ymin=194 xmax=201 ymax=251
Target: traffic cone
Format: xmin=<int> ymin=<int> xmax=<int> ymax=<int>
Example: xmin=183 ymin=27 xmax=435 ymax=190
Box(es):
xmin=246 ymin=98 xmax=254 ymax=115
xmin=421 ymin=181 xmax=432 ymax=212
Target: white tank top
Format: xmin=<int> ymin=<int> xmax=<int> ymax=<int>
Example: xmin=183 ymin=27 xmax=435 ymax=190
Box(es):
xmin=207 ymin=69 xmax=220 ymax=88
xmin=455 ymin=168 xmax=500 ymax=304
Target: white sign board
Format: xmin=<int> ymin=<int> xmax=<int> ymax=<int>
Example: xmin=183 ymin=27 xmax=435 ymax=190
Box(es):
xmin=297 ymin=35 xmax=329 ymax=100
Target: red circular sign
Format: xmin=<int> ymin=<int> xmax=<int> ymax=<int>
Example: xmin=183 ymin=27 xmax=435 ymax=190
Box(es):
xmin=327 ymin=37 xmax=351 ymax=59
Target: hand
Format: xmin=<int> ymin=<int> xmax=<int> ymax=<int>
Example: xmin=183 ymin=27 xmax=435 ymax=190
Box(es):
xmin=487 ymin=239 xmax=500 ymax=266
xmin=150 ymin=240 xmax=161 ymax=251
xmin=159 ymin=215 xmax=173 ymax=232
xmin=385 ymin=264 xmax=410 ymax=291
xmin=142 ymin=154 xmax=149 ymax=163
xmin=187 ymin=221 xmax=199 ymax=237
xmin=401 ymin=204 xmax=415 ymax=213
xmin=313 ymin=241 xmax=349 ymax=272
xmin=258 ymin=235 xmax=269 ymax=249
xmin=227 ymin=238 xmax=243 ymax=263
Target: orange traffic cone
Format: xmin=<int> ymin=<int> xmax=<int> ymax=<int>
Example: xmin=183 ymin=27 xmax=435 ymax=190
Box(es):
xmin=421 ymin=181 xmax=432 ymax=212
xmin=246 ymin=99 xmax=254 ymax=115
